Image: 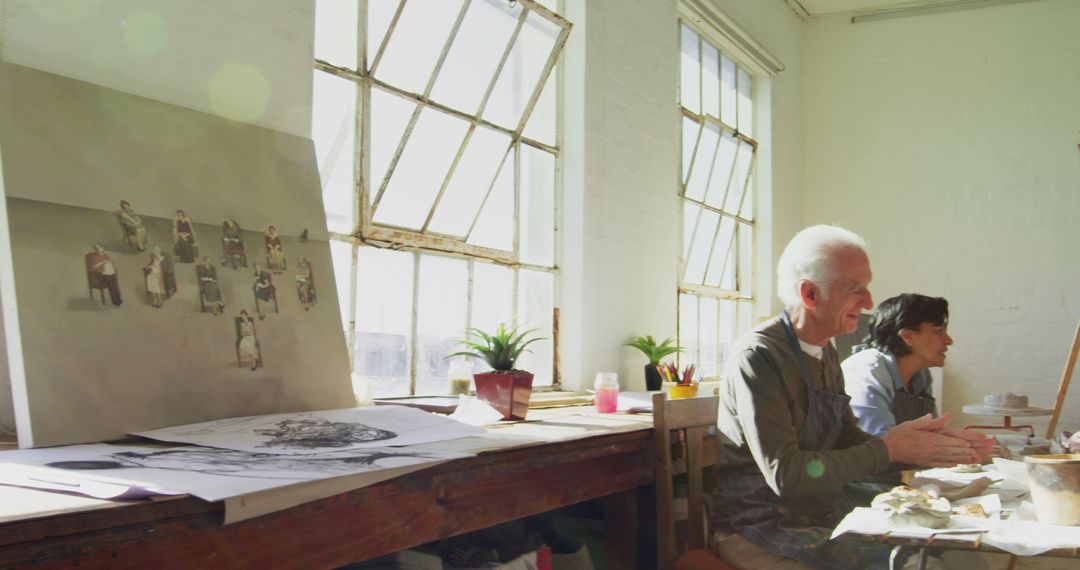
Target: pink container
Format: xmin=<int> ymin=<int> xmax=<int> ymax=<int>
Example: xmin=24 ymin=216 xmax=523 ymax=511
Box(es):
xmin=594 ymin=372 xmax=619 ymax=413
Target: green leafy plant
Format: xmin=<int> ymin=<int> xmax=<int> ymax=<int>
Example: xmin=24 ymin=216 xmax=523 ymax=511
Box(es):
xmin=448 ymin=323 xmax=545 ymax=373
xmin=624 ymin=335 xmax=683 ymax=365
xmin=659 ymin=363 xmax=697 ymax=386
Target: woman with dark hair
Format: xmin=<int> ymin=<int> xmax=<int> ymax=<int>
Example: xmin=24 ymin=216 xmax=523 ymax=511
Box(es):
xmin=841 ymin=293 xmax=952 ymax=437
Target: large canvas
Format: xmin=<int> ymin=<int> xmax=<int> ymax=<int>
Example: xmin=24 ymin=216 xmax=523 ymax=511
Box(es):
xmin=0 ymin=62 xmax=355 ymax=447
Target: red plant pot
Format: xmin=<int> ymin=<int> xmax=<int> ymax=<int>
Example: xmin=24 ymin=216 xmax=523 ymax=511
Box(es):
xmin=474 ymin=371 xmax=533 ymax=420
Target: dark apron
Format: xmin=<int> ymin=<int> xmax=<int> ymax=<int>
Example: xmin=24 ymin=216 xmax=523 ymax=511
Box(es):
xmin=893 ymin=389 xmax=936 ymax=422
xmin=720 ymin=312 xmax=863 ymax=568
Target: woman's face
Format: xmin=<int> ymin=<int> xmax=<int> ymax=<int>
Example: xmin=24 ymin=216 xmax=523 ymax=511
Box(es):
xmin=903 ymin=322 xmax=953 ymax=368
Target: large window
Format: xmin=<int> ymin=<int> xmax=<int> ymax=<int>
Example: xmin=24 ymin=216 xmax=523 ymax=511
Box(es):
xmin=677 ymin=20 xmax=757 ymax=379
xmin=312 ymin=0 xmax=570 ymax=397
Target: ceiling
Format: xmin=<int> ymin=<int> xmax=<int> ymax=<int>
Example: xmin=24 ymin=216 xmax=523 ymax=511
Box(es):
xmin=789 ymin=0 xmax=1042 ymax=17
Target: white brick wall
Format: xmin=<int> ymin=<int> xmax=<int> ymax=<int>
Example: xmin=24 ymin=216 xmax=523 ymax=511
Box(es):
xmin=803 ymin=0 xmax=1080 ymax=436
xmin=560 ymin=0 xmax=804 ymax=389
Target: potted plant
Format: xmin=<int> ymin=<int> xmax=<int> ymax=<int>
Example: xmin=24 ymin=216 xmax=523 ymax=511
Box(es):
xmin=448 ymin=323 xmax=544 ymax=420
xmin=624 ymin=335 xmax=683 ymax=390
xmin=660 ymin=362 xmax=698 ymax=399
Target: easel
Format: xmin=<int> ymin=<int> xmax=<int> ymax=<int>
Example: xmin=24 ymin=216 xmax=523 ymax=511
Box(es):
xmin=1044 ymin=319 xmax=1080 ymax=440
xmin=1003 ymin=319 xmax=1080 ymax=570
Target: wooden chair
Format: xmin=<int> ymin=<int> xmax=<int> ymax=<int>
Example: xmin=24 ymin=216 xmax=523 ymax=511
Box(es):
xmin=653 ymin=393 xmax=734 ymax=570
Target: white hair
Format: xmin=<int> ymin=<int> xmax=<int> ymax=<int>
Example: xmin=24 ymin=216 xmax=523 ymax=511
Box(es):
xmin=776 ymin=225 xmax=868 ymax=308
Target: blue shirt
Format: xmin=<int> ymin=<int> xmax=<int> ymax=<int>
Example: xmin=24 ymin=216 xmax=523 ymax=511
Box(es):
xmin=840 ymin=347 xmax=935 ymax=437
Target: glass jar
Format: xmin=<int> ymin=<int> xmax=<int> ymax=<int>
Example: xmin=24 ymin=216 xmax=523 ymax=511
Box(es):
xmin=447 ymin=359 xmax=473 ymax=396
xmin=594 ymin=372 xmax=619 ymax=413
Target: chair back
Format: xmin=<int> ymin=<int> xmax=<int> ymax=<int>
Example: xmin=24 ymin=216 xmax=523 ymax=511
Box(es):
xmin=653 ymin=392 xmax=721 ymax=570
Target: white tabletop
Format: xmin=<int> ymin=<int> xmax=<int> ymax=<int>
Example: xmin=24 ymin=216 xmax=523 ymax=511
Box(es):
xmin=962 ymin=404 xmax=1052 ymax=417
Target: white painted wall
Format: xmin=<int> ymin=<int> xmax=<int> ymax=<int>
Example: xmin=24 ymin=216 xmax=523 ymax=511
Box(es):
xmin=560 ymin=0 xmax=803 ymax=389
xmin=804 ymin=0 xmax=1080 ymax=434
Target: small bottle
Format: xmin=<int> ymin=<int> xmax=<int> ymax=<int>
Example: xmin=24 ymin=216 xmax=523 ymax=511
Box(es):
xmin=594 ymin=372 xmax=619 ymax=413
xmin=448 ymin=359 xmax=473 ymax=396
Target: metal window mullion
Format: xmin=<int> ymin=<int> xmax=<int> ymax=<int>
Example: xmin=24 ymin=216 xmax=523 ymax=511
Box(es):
xmin=681 ymin=117 xmax=705 ymax=191
xmin=334 ymin=229 xmax=558 ymax=272
xmin=357 ymin=2 xmax=371 ymax=234
xmin=421 ymin=0 xmax=471 ymax=99
xmin=690 ymin=109 xmax=758 ymax=150
xmin=521 ymin=0 xmax=571 ymax=27
xmin=422 ymin=125 xmax=476 ymax=233
xmin=475 ymin=7 xmax=528 ymax=119
xmin=711 ymin=134 xmax=742 ymax=216
xmin=317 ymin=61 xmax=560 ymax=155
xmin=552 ymin=7 xmax=564 ymax=387
xmin=684 ymin=198 xmax=752 ymax=226
xmin=697 ymin=33 xmax=704 ymax=127
xmin=695 ymin=210 xmax=724 ymax=287
xmin=412 ymin=0 xmax=473 ymax=234
xmin=697 ymin=122 xmax=723 ymax=214
xmin=369 ymin=99 xmax=423 ymax=215
xmin=368 ymin=0 xmax=406 ymax=78
xmin=464 ymin=142 xmax=514 ymax=241
xmin=512 ymin=143 xmax=521 ymax=259
xmin=466 ymin=260 xmax=474 ymax=332
xmin=734 ymin=220 xmax=747 ymax=296
xmin=409 ymin=252 xmax=421 ymax=395
xmin=735 ymin=147 xmax=758 ymax=215
xmin=512 ymin=267 xmax=521 ymax=327
xmin=678 ymin=283 xmax=747 ymax=300
xmin=346 ymin=243 xmax=359 ymax=374
xmin=513 ymin=25 xmax=571 ymax=135
xmin=715 ymin=233 xmax=737 ymax=290
xmin=705 ymin=296 xmax=719 ymax=377
xmin=695 ymin=295 xmax=703 ymax=370
xmin=734 ymin=63 xmax=742 ymax=134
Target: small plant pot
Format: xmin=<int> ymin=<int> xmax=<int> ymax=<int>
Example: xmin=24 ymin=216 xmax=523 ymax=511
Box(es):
xmin=644 ymin=364 xmax=663 ymax=391
xmin=474 ymin=371 xmax=533 ymax=420
xmin=668 ymin=383 xmax=699 ymax=400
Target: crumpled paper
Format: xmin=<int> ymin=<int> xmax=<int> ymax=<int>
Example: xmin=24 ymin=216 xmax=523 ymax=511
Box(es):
xmin=449 ymin=395 xmax=505 ymax=426
xmin=833 ymin=465 xmax=1080 ymax=556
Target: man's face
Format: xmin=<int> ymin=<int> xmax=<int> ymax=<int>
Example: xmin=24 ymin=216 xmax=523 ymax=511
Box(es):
xmin=811 ymin=249 xmax=873 ymax=339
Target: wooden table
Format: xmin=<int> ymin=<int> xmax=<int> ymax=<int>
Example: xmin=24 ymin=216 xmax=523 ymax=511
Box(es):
xmin=0 ymin=410 xmax=655 ymax=569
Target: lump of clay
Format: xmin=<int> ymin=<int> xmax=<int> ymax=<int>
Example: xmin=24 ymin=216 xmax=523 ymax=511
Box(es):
xmin=871 ymin=486 xmax=952 ymax=529
xmin=952 ymin=504 xmax=987 ymax=518
xmin=950 ymin=463 xmax=983 ymax=473
xmin=984 ymin=393 xmax=1028 ymax=409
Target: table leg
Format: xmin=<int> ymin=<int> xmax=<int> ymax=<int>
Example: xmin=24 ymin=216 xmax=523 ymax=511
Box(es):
xmin=603 ymin=488 xmax=638 ymax=570
xmin=916 ymin=547 xmax=929 ymax=570
xmin=889 ymin=545 xmax=903 ymax=570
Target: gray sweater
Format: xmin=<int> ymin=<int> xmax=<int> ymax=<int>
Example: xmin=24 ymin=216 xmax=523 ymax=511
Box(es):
xmin=716 ymin=316 xmax=891 ymax=498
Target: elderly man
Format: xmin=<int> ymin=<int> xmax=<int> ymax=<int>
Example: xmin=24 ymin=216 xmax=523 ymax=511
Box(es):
xmin=711 ymin=225 xmax=990 ymax=569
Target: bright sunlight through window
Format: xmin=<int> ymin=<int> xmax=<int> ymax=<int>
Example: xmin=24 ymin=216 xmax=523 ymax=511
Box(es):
xmin=312 ymin=0 xmax=569 ymax=397
xmin=678 ymin=20 xmax=757 ymax=380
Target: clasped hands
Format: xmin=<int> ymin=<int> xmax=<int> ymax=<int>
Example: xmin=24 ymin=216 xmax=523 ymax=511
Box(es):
xmin=881 ymin=413 xmax=996 ymax=467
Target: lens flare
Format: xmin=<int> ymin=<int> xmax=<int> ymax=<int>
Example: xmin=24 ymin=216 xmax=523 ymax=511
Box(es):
xmin=806 ymin=458 xmax=825 ymax=479
xmin=208 ymin=64 xmax=271 ymax=123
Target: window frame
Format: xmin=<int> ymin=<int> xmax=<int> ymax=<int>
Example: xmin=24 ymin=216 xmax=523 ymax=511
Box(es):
xmin=312 ymin=0 xmax=571 ymax=395
xmin=676 ymin=14 xmax=761 ymax=380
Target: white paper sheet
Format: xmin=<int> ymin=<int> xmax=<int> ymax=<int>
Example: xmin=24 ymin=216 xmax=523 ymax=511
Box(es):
xmin=132 ymin=405 xmax=484 ymax=454
xmin=0 ymin=442 xmax=472 ymax=502
xmin=0 ymin=463 xmax=185 ymax=499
